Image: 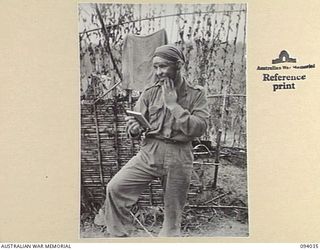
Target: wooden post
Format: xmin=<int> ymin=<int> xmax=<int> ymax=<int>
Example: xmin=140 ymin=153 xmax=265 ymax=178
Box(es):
xmin=213 ymin=83 xmax=228 ymax=189
xmin=111 ymin=72 xmax=121 ymax=172
xmin=92 ymin=76 xmax=105 ymax=192
xmin=213 ymin=129 xmax=221 ymax=189
xmin=95 ymin=4 xmax=122 ymax=81
xmin=149 ymin=183 xmax=154 ymax=206
xmin=226 ymin=5 xmax=242 ymax=147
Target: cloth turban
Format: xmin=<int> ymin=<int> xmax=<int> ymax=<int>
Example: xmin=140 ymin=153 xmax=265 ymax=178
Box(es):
xmin=153 ymin=45 xmax=185 ymax=64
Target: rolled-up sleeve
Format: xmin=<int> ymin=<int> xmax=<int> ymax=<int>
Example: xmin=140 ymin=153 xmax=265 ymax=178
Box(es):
xmin=170 ymin=89 xmax=209 ymax=137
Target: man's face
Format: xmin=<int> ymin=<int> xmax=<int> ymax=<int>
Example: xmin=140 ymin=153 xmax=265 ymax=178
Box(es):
xmin=152 ymin=56 xmax=179 ymax=82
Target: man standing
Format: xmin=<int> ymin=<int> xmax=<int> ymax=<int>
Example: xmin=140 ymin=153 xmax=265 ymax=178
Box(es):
xmin=96 ymin=44 xmax=209 ymax=237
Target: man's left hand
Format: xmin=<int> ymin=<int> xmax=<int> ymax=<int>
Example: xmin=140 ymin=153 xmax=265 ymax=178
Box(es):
xmin=162 ymin=78 xmax=178 ymax=110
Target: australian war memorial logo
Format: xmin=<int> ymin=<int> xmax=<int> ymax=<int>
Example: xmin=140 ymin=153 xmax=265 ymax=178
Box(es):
xmin=272 ymin=50 xmax=296 ymax=64
xmin=257 ymin=50 xmax=315 ymax=92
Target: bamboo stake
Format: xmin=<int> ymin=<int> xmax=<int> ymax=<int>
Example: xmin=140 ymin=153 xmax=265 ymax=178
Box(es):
xmin=149 ymin=183 xmax=154 ymax=206
xmin=213 ymin=129 xmax=221 ymax=189
xmin=93 ymin=80 xmax=121 ymax=104
xmin=95 ymin=4 xmax=122 ymax=81
xmin=187 ymin=205 xmax=247 ymax=210
xmin=129 ymin=211 xmax=154 ymax=237
xmin=203 ymin=193 xmax=228 ymax=205
xmin=239 ymin=4 xmax=247 ymax=149
xmin=111 ymin=76 xmax=121 ymax=172
xmin=92 ymin=78 xmax=105 ymax=190
xmin=226 ymin=5 xmax=242 ymax=148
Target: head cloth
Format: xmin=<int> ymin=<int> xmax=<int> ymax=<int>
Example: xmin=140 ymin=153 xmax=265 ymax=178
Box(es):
xmin=153 ymin=45 xmax=185 ymax=63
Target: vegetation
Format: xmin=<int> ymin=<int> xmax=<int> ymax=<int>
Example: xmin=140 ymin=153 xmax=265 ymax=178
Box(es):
xmin=79 ymin=3 xmax=247 ymax=148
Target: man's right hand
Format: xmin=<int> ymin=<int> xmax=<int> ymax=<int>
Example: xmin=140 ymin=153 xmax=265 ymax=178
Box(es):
xmin=162 ymin=78 xmax=178 ymax=110
xmin=125 ymin=116 xmax=142 ymax=136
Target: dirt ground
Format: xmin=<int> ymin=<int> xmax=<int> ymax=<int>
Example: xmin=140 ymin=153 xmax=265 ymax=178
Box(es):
xmin=81 ymin=213 xmax=248 ymax=238
xmin=80 ymin=155 xmax=249 ymax=238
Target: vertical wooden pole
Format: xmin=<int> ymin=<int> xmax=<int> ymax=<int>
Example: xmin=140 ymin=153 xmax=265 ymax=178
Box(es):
xmin=241 ymin=6 xmax=247 ymax=150
xmin=213 ymin=129 xmax=222 ymax=189
xmin=95 ymin=4 xmax=122 ymax=81
xmin=149 ymin=183 xmax=154 ymax=206
xmin=92 ymin=76 xmax=105 ymax=191
xmin=111 ymin=71 xmax=121 ymax=172
xmin=213 ymin=85 xmax=228 ymax=189
xmin=227 ymin=6 xmax=242 ymax=147
xmin=218 ymin=6 xmax=233 ymax=145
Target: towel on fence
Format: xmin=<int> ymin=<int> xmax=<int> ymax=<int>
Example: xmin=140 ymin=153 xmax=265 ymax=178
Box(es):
xmin=122 ymin=29 xmax=168 ymax=91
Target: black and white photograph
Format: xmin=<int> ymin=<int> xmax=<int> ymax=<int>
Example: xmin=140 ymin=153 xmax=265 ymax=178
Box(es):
xmin=79 ymin=3 xmax=248 ymax=238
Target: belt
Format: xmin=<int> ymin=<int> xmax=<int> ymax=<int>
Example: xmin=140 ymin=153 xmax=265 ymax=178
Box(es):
xmin=146 ymin=135 xmax=189 ymax=144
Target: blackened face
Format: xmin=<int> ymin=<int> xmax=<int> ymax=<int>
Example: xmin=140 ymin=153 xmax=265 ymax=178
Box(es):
xmin=152 ymin=56 xmax=179 ymax=82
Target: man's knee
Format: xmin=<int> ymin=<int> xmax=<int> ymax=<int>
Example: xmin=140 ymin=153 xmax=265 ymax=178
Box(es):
xmin=106 ymin=178 xmax=121 ymax=196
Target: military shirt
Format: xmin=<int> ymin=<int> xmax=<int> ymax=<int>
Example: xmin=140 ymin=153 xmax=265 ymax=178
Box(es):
xmin=133 ymin=78 xmax=209 ymax=142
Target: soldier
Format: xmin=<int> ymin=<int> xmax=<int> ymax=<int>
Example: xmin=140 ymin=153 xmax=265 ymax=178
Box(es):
xmin=95 ymin=44 xmax=209 ymax=237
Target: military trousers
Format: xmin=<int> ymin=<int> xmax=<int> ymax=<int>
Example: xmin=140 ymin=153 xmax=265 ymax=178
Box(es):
xmin=103 ymin=137 xmax=193 ymax=237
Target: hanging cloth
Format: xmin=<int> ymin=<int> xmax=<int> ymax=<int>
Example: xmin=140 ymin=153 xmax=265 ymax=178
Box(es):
xmin=122 ymin=29 xmax=168 ymax=91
